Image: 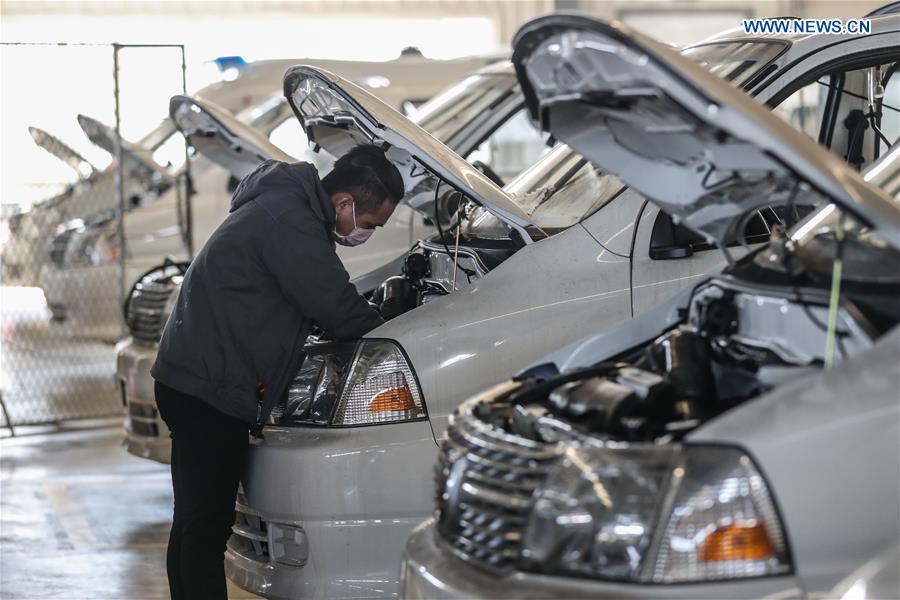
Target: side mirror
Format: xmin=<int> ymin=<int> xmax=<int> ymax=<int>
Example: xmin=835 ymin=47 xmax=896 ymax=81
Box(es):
xmin=649 ymin=244 xmax=694 ymax=260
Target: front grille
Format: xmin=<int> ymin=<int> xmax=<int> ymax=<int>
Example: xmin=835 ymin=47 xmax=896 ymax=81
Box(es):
xmin=127 ymin=281 xmax=175 ymax=342
xmin=228 ymin=489 xmax=270 ymax=563
xmin=125 ymin=262 xmax=188 ymax=343
xmin=435 ymin=395 xmax=562 ymax=571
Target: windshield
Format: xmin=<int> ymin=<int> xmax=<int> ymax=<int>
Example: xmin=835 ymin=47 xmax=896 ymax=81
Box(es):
xmin=412 ymin=73 xmax=519 ymax=142
xmin=791 ymin=144 xmax=900 ymax=248
xmin=681 ymin=40 xmax=789 ymax=88
xmin=503 ymin=145 xmax=625 ymax=231
xmin=137 ymin=119 xmax=177 ymax=150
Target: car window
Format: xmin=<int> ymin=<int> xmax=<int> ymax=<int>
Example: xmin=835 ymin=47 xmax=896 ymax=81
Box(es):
xmin=504 ymin=145 xmax=626 ymax=231
xmin=681 ymin=40 xmax=789 ymax=89
xmin=649 ymin=205 xmax=816 ymax=259
xmin=465 ymin=108 xmax=550 ymax=182
xmin=772 ymin=60 xmax=899 ymax=170
xmin=773 ymin=79 xmax=824 ymax=141
xmin=413 ymin=74 xmax=518 ymax=143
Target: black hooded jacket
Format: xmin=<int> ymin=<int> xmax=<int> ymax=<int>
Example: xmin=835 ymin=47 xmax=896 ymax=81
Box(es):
xmin=151 ymin=160 xmax=384 ymax=427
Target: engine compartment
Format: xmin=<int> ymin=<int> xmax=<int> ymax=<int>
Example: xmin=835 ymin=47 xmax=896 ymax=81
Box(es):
xmin=493 ymin=228 xmax=899 ymax=446
xmin=368 ymin=210 xmax=520 ymax=320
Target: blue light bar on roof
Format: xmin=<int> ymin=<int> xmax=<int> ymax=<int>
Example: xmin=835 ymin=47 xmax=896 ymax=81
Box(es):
xmin=212 ymin=56 xmax=248 ymax=72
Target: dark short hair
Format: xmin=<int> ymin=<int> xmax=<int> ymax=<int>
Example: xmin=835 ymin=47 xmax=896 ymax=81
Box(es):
xmin=321 ymin=144 xmax=405 ymax=214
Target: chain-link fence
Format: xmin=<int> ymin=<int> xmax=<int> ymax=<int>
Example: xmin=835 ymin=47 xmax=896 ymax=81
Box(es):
xmin=0 ymin=43 xmax=189 ymax=433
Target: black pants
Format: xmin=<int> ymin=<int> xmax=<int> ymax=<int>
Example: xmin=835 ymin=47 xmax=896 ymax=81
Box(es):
xmin=155 ymin=381 xmax=249 ymax=600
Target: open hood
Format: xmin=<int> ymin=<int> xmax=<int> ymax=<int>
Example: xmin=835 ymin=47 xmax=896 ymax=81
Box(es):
xmin=76 ymin=114 xmax=170 ymax=182
xmin=169 ymin=95 xmax=295 ymax=180
xmin=512 ymin=14 xmax=899 ymax=249
xmin=283 ymin=65 xmax=539 ymax=241
xmin=28 ymin=127 xmax=96 ymax=178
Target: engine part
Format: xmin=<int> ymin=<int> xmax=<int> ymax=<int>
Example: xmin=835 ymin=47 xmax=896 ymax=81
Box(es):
xmin=616 ymin=367 xmax=666 ymax=400
xmin=646 ymin=327 xmax=715 ymax=419
xmin=510 ymin=403 xmax=549 ymax=441
xmin=373 ymin=276 xmax=421 ymax=320
xmin=547 ymin=377 xmax=640 ymax=434
xmin=696 ymin=293 xmax=739 ymax=339
xmin=403 ymin=253 xmax=429 ymax=280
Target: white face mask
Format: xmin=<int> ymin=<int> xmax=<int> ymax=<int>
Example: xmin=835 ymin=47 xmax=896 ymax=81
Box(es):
xmin=335 ymin=202 xmax=375 ymax=247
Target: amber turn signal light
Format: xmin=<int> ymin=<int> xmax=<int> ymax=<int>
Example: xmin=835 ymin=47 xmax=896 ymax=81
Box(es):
xmin=698 ymin=521 xmax=776 ymax=562
xmin=369 ymin=386 xmax=416 ymax=413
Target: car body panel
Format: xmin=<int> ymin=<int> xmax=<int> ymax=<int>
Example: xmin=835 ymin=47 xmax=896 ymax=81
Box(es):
xmin=230 ymin=168 xmax=654 ymax=597
xmin=686 ymin=13 xmax=900 ymax=104
xmin=368 ymin=217 xmax=630 ymax=435
xmin=629 ymin=204 xmax=728 ymax=315
xmin=284 ymin=66 xmax=537 ymax=238
xmin=400 ymin=519 xmax=802 ymax=599
xmin=827 ymin=543 xmax=900 ymax=600
xmin=229 ymin=24 xmax=900 ymax=598
xmin=400 ymin=329 xmax=900 ymax=600
xmin=398 ymin=109 xmax=900 ymax=600
xmin=117 ymin=62 xmax=558 ymax=463
xmin=40 ymin=262 xmax=122 ymax=342
xmin=227 ymin=421 xmax=437 ymax=599
xmin=511 ymin=14 xmax=899 ymax=248
xmin=689 ymin=327 xmax=900 ymax=594
xmin=169 ymin=95 xmax=296 ymax=180
xmin=534 ymin=281 xmax=696 ymax=374
xmin=116 ymin=338 xmax=171 ymax=463
xmin=77 ymin=113 xmax=171 ymax=183
xmin=197 ymin=53 xmax=505 ymax=117
xmin=28 ymin=126 xmax=96 ymax=178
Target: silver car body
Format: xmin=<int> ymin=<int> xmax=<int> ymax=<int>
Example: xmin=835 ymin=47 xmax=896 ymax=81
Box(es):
xmin=401 ymin=14 xmax=900 ymax=599
xmin=38 ymin=53 xmax=502 ymax=341
xmin=225 ymin=17 xmax=900 ymax=598
xmin=118 ymin=63 xmax=551 ymax=462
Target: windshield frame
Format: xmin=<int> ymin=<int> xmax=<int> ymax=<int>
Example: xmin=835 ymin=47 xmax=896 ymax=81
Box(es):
xmin=500 ymin=144 xmax=626 ymax=233
xmin=680 ymin=39 xmax=790 ymax=90
xmin=411 ymin=72 xmax=520 ymax=146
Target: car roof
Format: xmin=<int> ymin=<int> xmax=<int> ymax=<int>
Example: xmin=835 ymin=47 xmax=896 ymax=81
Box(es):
xmin=687 ymin=13 xmax=900 ymax=54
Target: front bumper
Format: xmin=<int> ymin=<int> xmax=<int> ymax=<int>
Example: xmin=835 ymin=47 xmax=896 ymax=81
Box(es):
xmin=40 ymin=262 xmax=122 ymax=342
xmin=224 ymin=420 xmax=438 ymax=599
xmin=116 ymin=336 xmax=170 ymax=464
xmin=401 ymin=519 xmax=802 ymax=599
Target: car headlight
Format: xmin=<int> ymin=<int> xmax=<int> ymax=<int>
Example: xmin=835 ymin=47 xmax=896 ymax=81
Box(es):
xmin=273 ymin=339 xmax=426 ymax=427
xmin=75 ymin=221 xmax=119 ymax=266
xmin=522 ymin=444 xmax=790 ymax=583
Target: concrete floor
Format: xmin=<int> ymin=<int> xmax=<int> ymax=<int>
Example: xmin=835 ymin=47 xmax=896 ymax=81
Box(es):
xmin=0 ymin=423 xmax=259 ymax=599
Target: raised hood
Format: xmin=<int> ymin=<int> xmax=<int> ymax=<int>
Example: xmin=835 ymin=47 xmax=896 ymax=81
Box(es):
xmin=28 ymin=127 xmax=96 ymax=178
xmin=169 ymin=95 xmax=295 ymax=180
xmin=76 ymin=114 xmax=170 ymax=182
xmin=512 ymin=14 xmax=899 ymax=249
xmin=283 ymin=65 xmax=538 ymax=241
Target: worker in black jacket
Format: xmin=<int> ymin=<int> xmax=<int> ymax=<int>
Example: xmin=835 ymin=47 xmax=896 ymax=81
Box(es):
xmin=151 ymin=144 xmax=404 ymax=599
